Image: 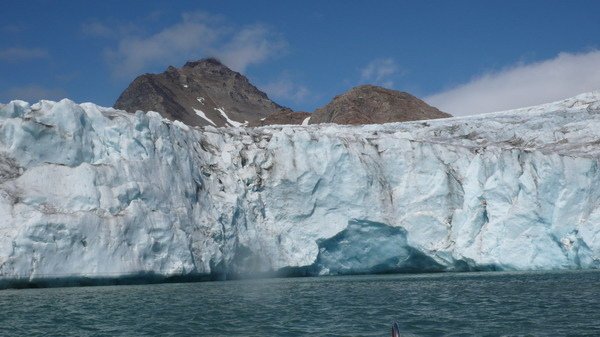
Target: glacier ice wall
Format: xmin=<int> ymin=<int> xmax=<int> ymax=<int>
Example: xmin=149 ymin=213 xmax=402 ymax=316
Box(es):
xmin=1 ymin=92 xmax=600 ymax=284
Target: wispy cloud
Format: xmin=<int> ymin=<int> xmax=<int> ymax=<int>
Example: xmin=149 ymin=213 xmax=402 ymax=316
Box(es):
xmin=1 ymin=85 xmax=67 ymax=103
xmin=0 ymin=47 xmax=48 ymax=62
xmin=260 ymin=75 xmax=311 ymax=104
xmin=217 ymin=24 xmax=287 ymax=73
xmin=81 ymin=21 xmax=114 ymax=38
xmin=360 ymin=58 xmax=399 ymax=87
xmin=80 ymin=19 xmax=143 ymax=39
xmin=97 ymin=11 xmax=287 ymax=78
xmin=425 ymin=50 xmax=600 ymax=116
xmin=103 ymin=12 xmax=222 ymax=77
xmin=1 ymin=24 xmax=24 ymax=33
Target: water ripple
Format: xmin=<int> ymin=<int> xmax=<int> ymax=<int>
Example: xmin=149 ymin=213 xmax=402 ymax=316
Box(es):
xmin=1 ymin=270 xmax=600 ymax=336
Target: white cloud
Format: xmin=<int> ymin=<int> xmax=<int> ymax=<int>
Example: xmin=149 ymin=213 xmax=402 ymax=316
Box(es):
xmin=102 ymin=12 xmax=286 ymax=78
xmin=0 ymin=47 xmax=48 ymax=62
xmin=217 ymin=24 xmax=287 ymax=73
xmin=360 ymin=58 xmax=399 ymax=87
xmin=1 ymin=85 xmax=67 ymax=103
xmin=425 ymin=50 xmax=600 ymax=116
xmin=104 ymin=12 xmax=222 ymax=77
xmin=261 ymin=76 xmax=310 ymax=104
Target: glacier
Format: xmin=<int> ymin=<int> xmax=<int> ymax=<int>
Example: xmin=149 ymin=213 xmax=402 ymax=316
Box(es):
xmin=1 ymin=92 xmax=600 ymax=286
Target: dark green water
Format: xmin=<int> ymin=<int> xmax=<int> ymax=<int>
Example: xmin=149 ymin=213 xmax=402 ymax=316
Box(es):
xmin=1 ymin=270 xmax=600 ymax=336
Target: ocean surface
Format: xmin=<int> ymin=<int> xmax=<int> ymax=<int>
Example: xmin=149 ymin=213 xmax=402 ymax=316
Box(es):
xmin=1 ymin=270 xmax=599 ymax=336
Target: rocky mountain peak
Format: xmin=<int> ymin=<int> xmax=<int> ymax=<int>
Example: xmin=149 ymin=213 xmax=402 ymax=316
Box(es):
xmin=114 ymin=59 xmax=287 ymax=127
xmin=115 ymin=59 xmax=450 ymax=128
xmin=309 ymin=85 xmax=450 ymax=125
xmin=184 ymin=57 xmax=223 ymax=68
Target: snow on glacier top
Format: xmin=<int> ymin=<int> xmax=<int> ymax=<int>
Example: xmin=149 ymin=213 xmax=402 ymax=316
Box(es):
xmin=3 ymin=90 xmax=600 ymax=159
xmin=243 ymin=90 xmax=600 ymax=157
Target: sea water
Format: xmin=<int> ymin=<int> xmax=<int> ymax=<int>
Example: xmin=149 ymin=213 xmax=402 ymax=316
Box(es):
xmin=1 ymin=270 xmax=599 ymax=336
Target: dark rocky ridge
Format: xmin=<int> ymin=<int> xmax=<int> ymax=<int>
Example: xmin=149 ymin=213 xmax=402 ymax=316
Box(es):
xmin=115 ymin=59 xmax=450 ymax=127
xmin=309 ymin=85 xmax=451 ymax=125
xmin=114 ymin=58 xmax=290 ymax=127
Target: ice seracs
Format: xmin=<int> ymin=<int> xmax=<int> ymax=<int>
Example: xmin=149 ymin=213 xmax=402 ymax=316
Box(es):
xmin=1 ymin=91 xmax=600 ymax=286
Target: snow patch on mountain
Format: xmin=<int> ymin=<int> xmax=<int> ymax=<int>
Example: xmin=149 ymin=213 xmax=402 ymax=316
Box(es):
xmin=215 ymin=107 xmax=243 ymax=127
xmin=194 ymin=108 xmax=216 ymax=126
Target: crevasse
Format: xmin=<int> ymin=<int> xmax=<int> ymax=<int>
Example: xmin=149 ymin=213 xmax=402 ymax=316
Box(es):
xmin=1 ymin=92 xmax=600 ymax=285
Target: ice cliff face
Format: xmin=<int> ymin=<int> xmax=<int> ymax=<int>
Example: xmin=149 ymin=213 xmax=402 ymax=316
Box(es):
xmin=1 ymin=92 xmax=600 ymax=285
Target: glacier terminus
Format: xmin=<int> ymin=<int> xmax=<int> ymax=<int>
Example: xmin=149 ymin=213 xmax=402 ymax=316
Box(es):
xmin=1 ymin=92 xmax=600 ymax=286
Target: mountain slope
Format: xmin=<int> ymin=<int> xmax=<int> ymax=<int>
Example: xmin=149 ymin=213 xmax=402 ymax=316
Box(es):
xmin=114 ymin=58 xmax=289 ymax=127
xmin=249 ymin=110 xmax=311 ymax=127
xmin=310 ymin=85 xmax=450 ymax=125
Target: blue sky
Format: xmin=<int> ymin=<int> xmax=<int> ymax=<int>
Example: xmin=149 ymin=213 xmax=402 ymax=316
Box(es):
xmin=1 ymin=0 xmax=600 ymax=115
